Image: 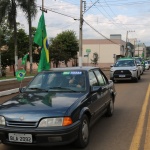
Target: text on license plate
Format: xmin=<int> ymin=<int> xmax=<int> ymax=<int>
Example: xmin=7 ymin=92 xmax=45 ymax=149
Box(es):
xmin=119 ymin=75 xmax=125 ymax=77
xmin=8 ymin=133 xmax=32 ymax=143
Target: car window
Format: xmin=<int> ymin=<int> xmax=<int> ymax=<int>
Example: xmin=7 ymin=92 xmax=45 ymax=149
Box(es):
xmin=94 ymin=70 xmax=106 ymax=86
xmin=28 ymin=73 xmax=45 ymax=88
xmin=89 ymin=71 xmax=99 ymax=86
xmin=27 ymin=71 xmax=86 ymax=92
xmin=114 ymin=60 xmax=135 ymax=67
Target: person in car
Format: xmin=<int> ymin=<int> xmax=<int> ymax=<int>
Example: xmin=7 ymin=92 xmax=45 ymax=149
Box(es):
xmin=69 ymin=76 xmax=85 ymax=88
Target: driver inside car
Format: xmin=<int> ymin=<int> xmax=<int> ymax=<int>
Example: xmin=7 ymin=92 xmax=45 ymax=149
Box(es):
xmin=69 ymin=76 xmax=85 ymax=88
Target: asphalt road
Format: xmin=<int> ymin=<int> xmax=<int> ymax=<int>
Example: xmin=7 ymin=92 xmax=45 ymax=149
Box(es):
xmin=0 ymin=70 xmax=150 ymax=150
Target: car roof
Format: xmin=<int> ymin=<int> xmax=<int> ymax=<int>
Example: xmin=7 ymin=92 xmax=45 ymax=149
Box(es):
xmin=118 ymin=57 xmax=134 ymax=61
xmin=42 ymin=66 xmax=100 ymax=72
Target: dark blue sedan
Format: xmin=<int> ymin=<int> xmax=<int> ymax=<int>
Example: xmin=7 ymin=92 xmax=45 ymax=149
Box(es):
xmin=0 ymin=66 xmax=116 ymax=148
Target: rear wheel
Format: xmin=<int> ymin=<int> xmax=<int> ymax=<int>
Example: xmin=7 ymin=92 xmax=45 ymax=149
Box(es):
xmin=138 ymin=74 xmax=141 ymax=80
xmin=105 ymin=98 xmax=114 ymax=117
xmin=74 ymin=115 xmax=89 ymax=148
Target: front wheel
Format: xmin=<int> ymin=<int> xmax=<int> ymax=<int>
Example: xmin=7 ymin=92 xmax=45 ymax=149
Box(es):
xmin=74 ymin=115 xmax=90 ymax=148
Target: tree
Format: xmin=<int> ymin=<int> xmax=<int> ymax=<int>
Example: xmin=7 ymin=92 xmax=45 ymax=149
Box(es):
xmin=0 ymin=18 xmax=13 ymax=76
xmin=91 ymin=52 xmax=99 ymax=66
xmin=19 ymin=0 xmax=37 ymax=74
xmin=1 ymin=23 xmax=29 ymax=74
xmin=49 ymin=30 xmax=79 ymax=67
xmin=0 ymin=0 xmax=37 ymax=75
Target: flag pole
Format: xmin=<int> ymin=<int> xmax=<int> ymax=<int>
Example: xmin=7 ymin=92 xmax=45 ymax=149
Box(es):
xmin=20 ymin=79 xmax=23 ymax=89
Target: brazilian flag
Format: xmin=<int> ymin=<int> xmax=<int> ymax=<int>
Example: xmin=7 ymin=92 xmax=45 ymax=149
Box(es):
xmin=16 ymin=70 xmax=26 ymax=81
xmin=22 ymin=54 xmax=29 ymax=65
xmin=34 ymin=12 xmax=50 ymax=72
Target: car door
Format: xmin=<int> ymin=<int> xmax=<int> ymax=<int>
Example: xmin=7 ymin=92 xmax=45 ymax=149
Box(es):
xmin=93 ymin=69 xmax=111 ymax=111
xmin=88 ymin=69 xmax=108 ymax=120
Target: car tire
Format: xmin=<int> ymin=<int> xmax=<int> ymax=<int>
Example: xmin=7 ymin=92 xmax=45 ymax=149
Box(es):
xmin=138 ymin=75 xmax=141 ymax=80
xmin=133 ymin=74 xmax=138 ymax=82
xmin=74 ymin=115 xmax=90 ymax=148
xmin=105 ymin=97 xmax=114 ymax=117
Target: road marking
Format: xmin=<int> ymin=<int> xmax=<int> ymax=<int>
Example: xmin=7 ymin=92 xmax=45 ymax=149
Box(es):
xmin=144 ymin=110 xmax=150 ymax=150
xmin=129 ymin=83 xmax=150 ymax=150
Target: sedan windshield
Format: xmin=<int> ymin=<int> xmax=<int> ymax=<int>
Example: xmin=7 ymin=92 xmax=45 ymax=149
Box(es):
xmin=26 ymin=71 xmax=86 ymax=92
xmin=114 ymin=60 xmax=135 ymax=67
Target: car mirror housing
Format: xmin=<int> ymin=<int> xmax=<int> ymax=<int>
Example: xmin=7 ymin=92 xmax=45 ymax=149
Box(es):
xmin=19 ymin=87 xmax=26 ymax=93
xmin=110 ymin=64 xmax=114 ymax=67
xmin=91 ymin=86 xmax=102 ymax=92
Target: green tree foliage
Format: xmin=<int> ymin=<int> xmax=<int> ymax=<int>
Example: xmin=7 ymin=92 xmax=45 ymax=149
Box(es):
xmin=1 ymin=22 xmax=29 ymax=68
xmin=49 ymin=30 xmax=79 ymax=67
xmin=0 ymin=0 xmax=37 ymax=72
xmin=19 ymin=0 xmax=37 ymax=73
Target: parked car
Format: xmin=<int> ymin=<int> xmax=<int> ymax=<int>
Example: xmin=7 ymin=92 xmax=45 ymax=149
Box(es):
xmin=133 ymin=57 xmax=145 ymax=72
xmin=135 ymin=60 xmax=144 ymax=75
xmin=0 ymin=67 xmax=116 ymax=148
xmin=144 ymin=61 xmax=150 ymax=70
xmin=110 ymin=57 xmax=141 ymax=82
xmin=147 ymin=60 xmax=150 ymax=66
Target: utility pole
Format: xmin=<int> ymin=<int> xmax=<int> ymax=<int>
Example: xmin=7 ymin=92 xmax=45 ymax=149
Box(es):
xmin=0 ymin=49 xmax=1 ymax=77
xmin=79 ymin=0 xmax=83 ymax=67
xmin=40 ymin=0 xmax=47 ymax=13
xmin=125 ymin=30 xmax=135 ymax=57
xmin=28 ymin=0 xmax=33 ymax=74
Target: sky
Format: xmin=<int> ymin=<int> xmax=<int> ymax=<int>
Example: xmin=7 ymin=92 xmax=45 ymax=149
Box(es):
xmin=17 ymin=0 xmax=150 ymax=46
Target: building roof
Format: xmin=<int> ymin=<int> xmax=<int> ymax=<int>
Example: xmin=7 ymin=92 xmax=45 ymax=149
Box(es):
xmin=83 ymin=39 xmax=126 ymax=45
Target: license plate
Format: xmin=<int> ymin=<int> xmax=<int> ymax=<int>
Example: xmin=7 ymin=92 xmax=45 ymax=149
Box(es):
xmin=8 ymin=133 xmax=32 ymax=143
xmin=119 ymin=75 xmax=125 ymax=77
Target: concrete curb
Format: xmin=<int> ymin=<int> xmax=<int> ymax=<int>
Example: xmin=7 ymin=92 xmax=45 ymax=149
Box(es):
xmin=0 ymin=76 xmax=33 ymax=82
xmin=0 ymin=77 xmax=34 ymax=97
xmin=0 ymin=88 xmax=19 ymax=97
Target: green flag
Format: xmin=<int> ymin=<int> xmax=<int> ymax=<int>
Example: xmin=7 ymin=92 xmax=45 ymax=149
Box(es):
xmin=22 ymin=54 xmax=29 ymax=65
xmin=34 ymin=12 xmax=50 ymax=72
xmin=16 ymin=70 xmax=26 ymax=81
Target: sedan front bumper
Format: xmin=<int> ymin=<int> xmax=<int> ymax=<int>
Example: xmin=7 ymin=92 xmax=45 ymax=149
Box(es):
xmin=0 ymin=121 xmax=80 ymax=146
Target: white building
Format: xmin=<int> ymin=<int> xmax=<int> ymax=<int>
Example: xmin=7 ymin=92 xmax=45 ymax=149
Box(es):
xmin=82 ymin=34 xmax=126 ymax=68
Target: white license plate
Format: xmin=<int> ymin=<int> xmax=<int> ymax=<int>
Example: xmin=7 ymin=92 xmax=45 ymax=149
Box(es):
xmin=119 ymin=75 xmax=125 ymax=77
xmin=8 ymin=133 xmax=32 ymax=143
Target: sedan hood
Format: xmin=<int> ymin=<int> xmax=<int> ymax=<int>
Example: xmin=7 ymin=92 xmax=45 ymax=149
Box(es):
xmin=0 ymin=92 xmax=85 ymax=121
xmin=111 ymin=66 xmax=137 ymax=71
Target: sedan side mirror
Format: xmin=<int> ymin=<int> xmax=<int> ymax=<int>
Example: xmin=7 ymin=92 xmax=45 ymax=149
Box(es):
xmin=19 ymin=87 xmax=26 ymax=93
xmin=91 ymin=86 xmax=102 ymax=93
xmin=110 ymin=64 xmax=114 ymax=67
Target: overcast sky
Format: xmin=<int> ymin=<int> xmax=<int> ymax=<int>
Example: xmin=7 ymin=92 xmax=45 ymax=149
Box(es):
xmin=17 ymin=0 xmax=150 ymax=46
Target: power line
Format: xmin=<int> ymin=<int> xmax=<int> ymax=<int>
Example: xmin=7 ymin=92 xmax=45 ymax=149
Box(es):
xmin=36 ymin=5 xmax=77 ymax=20
xmin=84 ymin=20 xmax=121 ymax=46
xmin=83 ymin=0 xmax=99 ymax=14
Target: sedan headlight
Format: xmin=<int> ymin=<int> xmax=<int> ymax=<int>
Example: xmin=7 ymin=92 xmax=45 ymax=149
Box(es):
xmin=38 ymin=117 xmax=73 ymax=127
xmin=0 ymin=116 xmax=5 ymax=126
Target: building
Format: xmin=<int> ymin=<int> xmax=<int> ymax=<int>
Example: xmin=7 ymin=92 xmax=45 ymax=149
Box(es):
xmin=128 ymin=39 xmax=146 ymax=58
xmin=82 ymin=34 xmax=126 ymax=68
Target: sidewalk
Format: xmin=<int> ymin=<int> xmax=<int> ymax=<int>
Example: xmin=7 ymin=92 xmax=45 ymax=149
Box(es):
xmin=0 ymin=76 xmax=33 ymax=97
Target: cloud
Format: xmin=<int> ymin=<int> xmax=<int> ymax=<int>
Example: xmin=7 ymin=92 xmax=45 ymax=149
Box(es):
xmin=16 ymin=0 xmax=150 ymax=46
